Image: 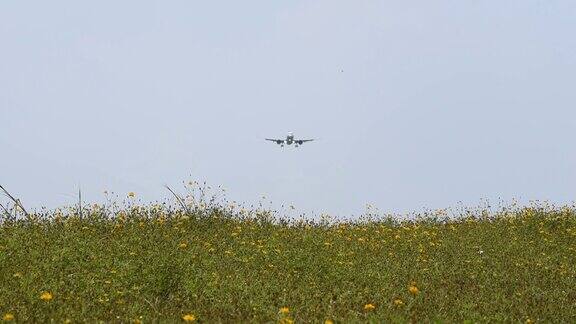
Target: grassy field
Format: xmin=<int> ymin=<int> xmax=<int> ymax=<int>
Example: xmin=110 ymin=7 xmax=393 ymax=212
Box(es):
xmin=1 ymin=194 xmax=575 ymax=323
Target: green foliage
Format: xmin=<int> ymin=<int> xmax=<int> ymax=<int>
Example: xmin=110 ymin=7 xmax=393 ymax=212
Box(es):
xmin=1 ymin=204 xmax=575 ymax=323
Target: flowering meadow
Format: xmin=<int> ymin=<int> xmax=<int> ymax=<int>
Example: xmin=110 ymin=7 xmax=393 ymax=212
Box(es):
xmin=1 ymin=188 xmax=575 ymax=322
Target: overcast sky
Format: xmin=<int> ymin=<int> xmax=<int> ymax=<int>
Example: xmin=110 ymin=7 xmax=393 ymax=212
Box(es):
xmin=1 ymin=1 xmax=575 ymax=217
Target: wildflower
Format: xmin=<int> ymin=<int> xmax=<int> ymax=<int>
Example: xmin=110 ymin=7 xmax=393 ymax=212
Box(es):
xmin=325 ymin=320 xmax=334 ymax=324
xmin=393 ymin=298 xmax=404 ymax=306
xmin=179 ymin=242 xmax=188 ymax=249
xmin=279 ymin=319 xmax=294 ymax=324
xmin=127 ymin=192 xmax=136 ymax=198
xmin=279 ymin=307 xmax=290 ymax=314
xmin=40 ymin=291 xmax=53 ymax=301
xmin=408 ymin=284 xmax=419 ymax=295
xmin=363 ymin=303 xmax=376 ymax=311
xmin=182 ymin=314 xmax=196 ymax=322
xmin=3 ymin=313 xmax=15 ymax=321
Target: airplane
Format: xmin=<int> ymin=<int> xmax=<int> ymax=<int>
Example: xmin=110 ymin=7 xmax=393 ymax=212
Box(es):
xmin=265 ymin=132 xmax=314 ymax=147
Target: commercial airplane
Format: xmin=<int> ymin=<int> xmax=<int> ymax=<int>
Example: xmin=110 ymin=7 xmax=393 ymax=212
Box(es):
xmin=265 ymin=132 xmax=314 ymax=147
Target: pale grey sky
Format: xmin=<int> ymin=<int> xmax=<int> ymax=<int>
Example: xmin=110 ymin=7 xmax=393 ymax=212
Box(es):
xmin=1 ymin=1 xmax=575 ymax=217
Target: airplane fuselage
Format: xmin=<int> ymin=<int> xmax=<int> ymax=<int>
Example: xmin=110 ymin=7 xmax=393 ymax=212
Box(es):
xmin=286 ymin=133 xmax=294 ymax=145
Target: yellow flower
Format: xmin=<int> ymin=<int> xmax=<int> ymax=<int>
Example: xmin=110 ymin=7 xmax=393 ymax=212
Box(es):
xmin=279 ymin=319 xmax=294 ymax=324
xmin=127 ymin=192 xmax=136 ymax=198
xmin=325 ymin=320 xmax=334 ymax=324
xmin=178 ymin=242 xmax=188 ymax=249
xmin=40 ymin=291 xmax=53 ymax=301
xmin=393 ymin=298 xmax=404 ymax=306
xmin=363 ymin=303 xmax=376 ymax=311
xmin=182 ymin=314 xmax=196 ymax=322
xmin=3 ymin=313 xmax=15 ymax=321
xmin=279 ymin=307 xmax=290 ymax=314
xmin=409 ymin=284 xmax=419 ymax=295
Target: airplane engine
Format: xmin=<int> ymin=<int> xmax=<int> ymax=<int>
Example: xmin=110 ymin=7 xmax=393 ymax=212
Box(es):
xmin=276 ymin=140 xmax=283 ymax=145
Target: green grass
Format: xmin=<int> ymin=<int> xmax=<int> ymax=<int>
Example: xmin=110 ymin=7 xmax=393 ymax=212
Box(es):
xmin=1 ymin=201 xmax=575 ymax=323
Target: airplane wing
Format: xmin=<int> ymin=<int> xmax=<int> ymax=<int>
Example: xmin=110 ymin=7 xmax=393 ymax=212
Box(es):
xmin=295 ymin=139 xmax=314 ymax=145
xmin=266 ymin=138 xmax=285 ymax=144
